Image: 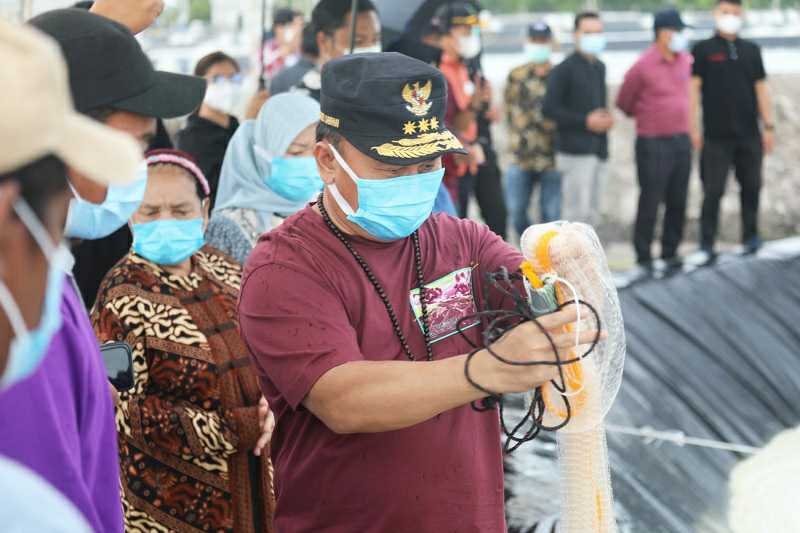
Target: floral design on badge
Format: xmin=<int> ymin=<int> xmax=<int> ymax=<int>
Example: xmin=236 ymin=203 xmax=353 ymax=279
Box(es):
xmin=409 ymin=267 xmax=480 ymax=343
xmin=402 ymin=80 xmax=433 ymax=117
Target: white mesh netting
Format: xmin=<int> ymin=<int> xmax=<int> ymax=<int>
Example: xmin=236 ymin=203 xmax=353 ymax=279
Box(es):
xmin=519 ymin=221 xmax=626 ymax=533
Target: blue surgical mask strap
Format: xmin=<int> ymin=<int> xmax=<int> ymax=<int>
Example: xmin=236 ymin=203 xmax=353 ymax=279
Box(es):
xmin=327 ymin=144 xmax=359 ymax=216
xmin=0 ymin=199 xmax=59 ymax=385
xmin=14 ymin=199 xmax=57 ymax=260
xmin=0 ymin=281 xmax=27 ymax=345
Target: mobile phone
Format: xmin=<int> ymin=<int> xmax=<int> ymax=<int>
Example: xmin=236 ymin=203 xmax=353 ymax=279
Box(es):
xmin=100 ymin=342 xmax=134 ymax=392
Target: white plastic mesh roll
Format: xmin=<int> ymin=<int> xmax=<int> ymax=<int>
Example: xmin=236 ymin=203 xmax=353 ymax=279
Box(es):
xmin=520 ymin=221 xmax=626 ymax=533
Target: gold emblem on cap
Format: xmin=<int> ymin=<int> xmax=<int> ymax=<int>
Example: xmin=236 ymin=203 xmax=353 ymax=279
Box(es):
xmin=371 ymin=131 xmax=463 ymax=159
xmin=403 ymin=121 xmax=417 ymax=135
xmin=402 ymin=80 xmax=433 ymax=117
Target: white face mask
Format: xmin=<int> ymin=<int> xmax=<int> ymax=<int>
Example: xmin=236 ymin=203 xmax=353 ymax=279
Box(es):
xmin=669 ymin=31 xmax=690 ymax=53
xmin=457 ymin=28 xmax=482 ymax=59
xmin=350 ymin=43 xmax=382 ymax=55
xmin=716 ymin=14 xmax=743 ymax=35
xmin=282 ymin=27 xmax=297 ymax=44
xmin=203 ymin=77 xmax=243 ymax=115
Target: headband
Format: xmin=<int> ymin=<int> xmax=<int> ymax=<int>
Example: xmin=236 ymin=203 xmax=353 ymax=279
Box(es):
xmin=145 ymin=151 xmax=211 ymax=197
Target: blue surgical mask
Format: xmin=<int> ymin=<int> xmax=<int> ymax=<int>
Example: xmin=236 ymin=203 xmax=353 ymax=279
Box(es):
xmin=351 ymin=44 xmax=382 ymax=55
xmin=525 ymin=42 xmax=552 ymax=64
xmin=132 ymin=218 xmax=205 ymax=266
xmin=579 ymin=33 xmax=607 ymax=56
xmin=255 ymin=146 xmax=323 ymax=202
xmin=0 ymin=200 xmax=68 ymax=391
xmin=64 ymin=161 xmax=148 ymax=240
xmin=669 ymin=32 xmax=689 ymax=53
xmin=327 ymin=145 xmax=443 ymax=241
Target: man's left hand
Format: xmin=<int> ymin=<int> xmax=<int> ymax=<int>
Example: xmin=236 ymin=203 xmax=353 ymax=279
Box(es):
xmin=762 ymin=129 xmax=775 ymax=154
xmin=254 ymin=397 xmax=275 ymax=457
xmin=90 ymin=0 xmax=165 ymax=35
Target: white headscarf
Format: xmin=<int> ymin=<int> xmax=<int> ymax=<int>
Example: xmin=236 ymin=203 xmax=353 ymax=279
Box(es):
xmin=213 ymin=92 xmax=320 ymax=227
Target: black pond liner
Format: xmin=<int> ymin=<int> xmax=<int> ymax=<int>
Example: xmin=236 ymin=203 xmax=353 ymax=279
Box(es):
xmin=504 ymin=243 xmax=800 ymax=533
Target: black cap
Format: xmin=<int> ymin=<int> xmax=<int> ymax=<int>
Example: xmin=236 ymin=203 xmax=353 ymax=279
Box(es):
xmin=430 ymin=2 xmax=480 ymax=33
xmin=29 ymin=9 xmax=206 ymax=118
xmin=320 ymin=52 xmax=467 ymax=166
xmin=654 ymin=8 xmax=689 ymax=31
xmin=528 ymin=21 xmax=552 ymax=39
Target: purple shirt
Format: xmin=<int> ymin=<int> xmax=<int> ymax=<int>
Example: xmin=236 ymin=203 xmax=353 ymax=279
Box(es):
xmin=0 ymin=276 xmax=123 ymax=533
xmin=616 ymin=45 xmax=692 ymax=137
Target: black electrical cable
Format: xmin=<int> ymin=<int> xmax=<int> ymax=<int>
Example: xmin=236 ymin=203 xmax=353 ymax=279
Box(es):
xmin=456 ymin=269 xmax=602 ymax=453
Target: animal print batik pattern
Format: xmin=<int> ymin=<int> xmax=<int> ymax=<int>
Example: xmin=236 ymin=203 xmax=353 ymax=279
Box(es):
xmin=93 ymin=246 xmax=274 ymax=533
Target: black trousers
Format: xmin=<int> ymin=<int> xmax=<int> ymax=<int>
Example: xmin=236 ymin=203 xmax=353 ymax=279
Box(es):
xmin=633 ymin=135 xmax=692 ymax=264
xmin=458 ymin=145 xmax=508 ymax=240
xmin=700 ymin=137 xmax=763 ymax=249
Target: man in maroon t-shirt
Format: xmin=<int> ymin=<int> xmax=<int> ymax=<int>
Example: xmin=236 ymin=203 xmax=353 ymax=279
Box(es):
xmin=238 ymin=52 xmax=595 ymax=533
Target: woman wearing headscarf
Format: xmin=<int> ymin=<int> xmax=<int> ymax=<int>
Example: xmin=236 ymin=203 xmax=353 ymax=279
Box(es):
xmin=91 ymin=149 xmax=276 ymax=533
xmin=206 ymin=92 xmax=322 ymax=264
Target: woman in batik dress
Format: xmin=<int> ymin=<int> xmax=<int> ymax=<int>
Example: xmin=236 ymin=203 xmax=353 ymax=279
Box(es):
xmin=92 ymin=149 xmax=275 ymax=533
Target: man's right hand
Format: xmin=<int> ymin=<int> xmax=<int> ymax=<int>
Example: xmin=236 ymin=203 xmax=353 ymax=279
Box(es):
xmin=469 ymin=305 xmax=604 ymax=395
xmin=90 ymin=0 xmax=165 ymax=35
xmin=586 ymin=109 xmax=614 ymax=133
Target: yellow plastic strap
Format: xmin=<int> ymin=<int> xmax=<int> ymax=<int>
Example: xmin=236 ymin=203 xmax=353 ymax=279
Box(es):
xmin=535 ymin=230 xmax=559 ymax=274
xmin=520 ymin=261 xmax=543 ymax=289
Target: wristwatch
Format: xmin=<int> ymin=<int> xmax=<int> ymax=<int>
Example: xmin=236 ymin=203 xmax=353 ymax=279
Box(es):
xmin=763 ymin=123 xmax=775 ymax=131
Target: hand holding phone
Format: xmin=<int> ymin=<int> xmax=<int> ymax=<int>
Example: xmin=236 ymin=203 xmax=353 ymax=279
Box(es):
xmin=100 ymin=342 xmax=134 ymax=393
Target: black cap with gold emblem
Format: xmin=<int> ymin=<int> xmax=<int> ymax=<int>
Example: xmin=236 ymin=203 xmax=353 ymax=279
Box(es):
xmin=319 ymin=52 xmax=467 ymax=166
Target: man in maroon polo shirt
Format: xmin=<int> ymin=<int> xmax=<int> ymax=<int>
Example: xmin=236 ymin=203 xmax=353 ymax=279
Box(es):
xmin=238 ymin=52 xmax=595 ymax=532
xmin=617 ymin=8 xmax=693 ymax=279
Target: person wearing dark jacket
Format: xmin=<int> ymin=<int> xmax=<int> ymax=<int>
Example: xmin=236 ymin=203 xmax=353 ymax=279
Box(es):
xmin=270 ymin=23 xmax=319 ymax=96
xmin=689 ymin=0 xmax=774 ymax=263
xmin=177 ymin=51 xmax=242 ymax=208
xmin=543 ymin=11 xmax=612 ymax=226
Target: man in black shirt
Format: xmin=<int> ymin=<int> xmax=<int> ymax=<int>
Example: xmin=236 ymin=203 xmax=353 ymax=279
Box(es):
xmin=176 ymin=51 xmax=241 ymax=208
xmin=690 ymin=0 xmax=774 ymax=262
xmin=543 ymin=11 xmax=613 ymax=226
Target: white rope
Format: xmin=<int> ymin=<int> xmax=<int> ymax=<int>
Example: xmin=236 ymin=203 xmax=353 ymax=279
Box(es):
xmin=605 ymin=424 xmax=762 ymax=455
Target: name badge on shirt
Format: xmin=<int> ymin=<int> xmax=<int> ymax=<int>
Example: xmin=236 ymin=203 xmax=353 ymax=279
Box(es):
xmin=409 ymin=267 xmax=480 ymax=344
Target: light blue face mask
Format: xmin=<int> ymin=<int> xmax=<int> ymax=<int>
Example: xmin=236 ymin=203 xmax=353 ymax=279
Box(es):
xmin=132 ymin=218 xmax=206 ymax=266
xmin=0 ymin=200 xmax=68 ymax=391
xmin=579 ymin=33 xmax=607 ymax=56
xmin=525 ymin=42 xmax=552 ymax=64
xmin=254 ymin=146 xmax=323 ymax=202
xmin=64 ymin=161 xmax=148 ymax=240
xmin=327 ymin=145 xmax=444 ymax=241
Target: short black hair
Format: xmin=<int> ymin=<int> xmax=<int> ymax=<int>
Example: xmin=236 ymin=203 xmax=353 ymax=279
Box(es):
xmin=575 ymin=11 xmax=601 ymax=31
xmin=316 ymin=123 xmax=342 ymax=147
xmin=302 ymin=22 xmax=320 ymax=57
xmin=312 ymin=0 xmax=377 ymax=36
xmin=0 ymin=155 xmax=68 ymax=222
xmin=718 ymin=0 xmax=742 ymax=4
xmin=274 ymin=8 xmax=300 ymax=30
xmin=194 ymin=51 xmax=240 ymax=77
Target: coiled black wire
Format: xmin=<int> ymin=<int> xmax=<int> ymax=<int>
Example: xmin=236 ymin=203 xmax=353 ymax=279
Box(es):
xmin=457 ymin=268 xmax=602 ymax=453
